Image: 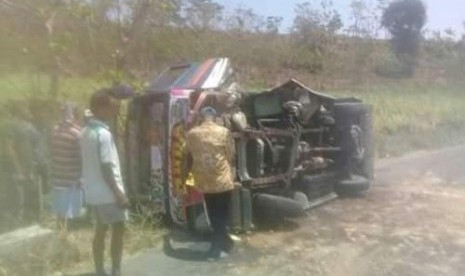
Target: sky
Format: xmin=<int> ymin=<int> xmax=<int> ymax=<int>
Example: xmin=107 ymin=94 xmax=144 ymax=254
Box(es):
xmin=216 ymin=0 xmax=465 ymax=36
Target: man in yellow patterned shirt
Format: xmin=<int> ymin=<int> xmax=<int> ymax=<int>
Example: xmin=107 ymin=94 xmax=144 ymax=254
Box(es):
xmin=185 ymin=106 xmax=235 ymax=260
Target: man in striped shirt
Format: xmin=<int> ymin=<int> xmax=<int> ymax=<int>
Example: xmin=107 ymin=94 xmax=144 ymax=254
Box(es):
xmin=50 ymin=103 xmax=83 ymax=224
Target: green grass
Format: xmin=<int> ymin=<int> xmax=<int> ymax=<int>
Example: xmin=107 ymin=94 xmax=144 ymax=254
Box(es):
xmin=330 ymin=81 xmax=465 ymax=157
xmin=0 ymin=213 xmax=165 ymax=276
xmin=0 ymin=73 xmax=103 ymax=106
xmin=1 ymin=72 xmax=464 ymax=157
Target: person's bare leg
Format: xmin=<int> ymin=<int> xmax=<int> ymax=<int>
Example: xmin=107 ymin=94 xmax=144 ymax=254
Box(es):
xmin=93 ymin=222 xmax=108 ymax=276
xmin=111 ymin=222 xmax=125 ymax=276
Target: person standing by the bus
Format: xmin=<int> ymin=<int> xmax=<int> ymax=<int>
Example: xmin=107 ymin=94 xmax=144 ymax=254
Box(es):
xmin=81 ymin=89 xmax=128 ymax=276
xmin=50 ymin=103 xmax=83 ymax=227
xmin=185 ymin=106 xmax=236 ymax=260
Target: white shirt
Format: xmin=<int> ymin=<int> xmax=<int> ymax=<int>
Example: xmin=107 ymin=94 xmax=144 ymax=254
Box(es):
xmin=80 ymin=119 xmax=125 ymax=205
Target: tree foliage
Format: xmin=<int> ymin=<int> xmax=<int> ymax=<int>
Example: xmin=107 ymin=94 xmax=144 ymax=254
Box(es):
xmin=184 ymin=0 xmax=223 ymax=30
xmin=291 ymin=1 xmax=343 ymax=73
xmin=381 ymin=0 xmax=427 ymax=76
xmin=265 ymin=16 xmax=283 ymax=34
xmin=1 ymin=0 xmax=461 ymax=89
xmin=348 ymin=0 xmax=380 ymax=38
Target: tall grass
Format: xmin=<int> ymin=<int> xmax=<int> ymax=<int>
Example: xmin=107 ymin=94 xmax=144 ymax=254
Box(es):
xmin=0 ymin=73 xmax=103 ymax=105
xmin=1 ymin=73 xmax=465 ymax=157
xmin=0 ymin=215 xmax=165 ymax=276
xmin=331 ymin=81 xmax=465 ymax=157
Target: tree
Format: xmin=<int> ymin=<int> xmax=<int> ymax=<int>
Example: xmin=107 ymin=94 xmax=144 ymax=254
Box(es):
xmin=461 ymin=21 xmax=465 ymax=45
xmin=348 ymin=0 xmax=379 ymax=38
xmin=0 ymin=0 xmax=76 ymax=96
xmin=381 ymin=0 xmax=427 ymax=76
xmin=292 ymin=1 xmax=342 ymax=36
xmin=264 ymin=16 xmax=283 ymax=34
xmin=184 ymin=0 xmax=223 ymax=30
xmin=225 ymin=7 xmax=264 ymax=33
xmin=290 ymin=1 xmax=342 ymax=72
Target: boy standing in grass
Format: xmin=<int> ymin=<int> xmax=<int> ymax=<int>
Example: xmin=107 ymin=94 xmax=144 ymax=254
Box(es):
xmin=81 ymin=89 xmax=129 ymax=276
xmin=50 ymin=103 xmax=83 ymax=228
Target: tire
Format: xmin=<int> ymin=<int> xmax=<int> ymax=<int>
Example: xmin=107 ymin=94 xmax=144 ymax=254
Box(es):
xmin=335 ymin=102 xmax=374 ymax=171
xmin=297 ymin=173 xmax=337 ymax=201
xmin=360 ymin=106 xmax=374 ymax=180
xmin=334 ymin=102 xmax=370 ymax=121
xmin=253 ymin=193 xmax=305 ymax=218
xmin=335 ymin=175 xmax=370 ymax=197
xmin=333 ymin=103 xmax=374 ymax=196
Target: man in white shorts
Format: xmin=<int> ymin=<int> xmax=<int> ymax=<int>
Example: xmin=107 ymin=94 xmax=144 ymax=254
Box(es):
xmin=81 ymin=89 xmax=129 ymax=276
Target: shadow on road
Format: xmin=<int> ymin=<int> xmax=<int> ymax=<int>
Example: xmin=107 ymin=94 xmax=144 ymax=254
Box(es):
xmin=254 ymin=218 xmax=301 ymax=232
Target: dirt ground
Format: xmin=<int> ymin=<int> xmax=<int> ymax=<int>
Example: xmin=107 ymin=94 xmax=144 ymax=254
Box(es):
xmin=236 ymin=146 xmax=465 ymax=276
xmin=69 ymin=145 xmax=465 ymax=276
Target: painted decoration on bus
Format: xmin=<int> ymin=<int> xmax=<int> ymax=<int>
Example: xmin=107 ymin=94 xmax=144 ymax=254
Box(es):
xmin=147 ymin=58 xmax=233 ymax=94
xmin=167 ymin=98 xmax=189 ymax=224
xmin=148 ymin=103 xmax=166 ymax=215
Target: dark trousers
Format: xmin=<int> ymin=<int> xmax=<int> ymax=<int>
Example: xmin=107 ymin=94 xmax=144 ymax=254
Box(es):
xmin=204 ymin=191 xmax=232 ymax=252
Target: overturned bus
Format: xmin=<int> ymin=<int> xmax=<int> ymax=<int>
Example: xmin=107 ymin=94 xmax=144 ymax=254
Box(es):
xmin=125 ymin=58 xmax=374 ymax=232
